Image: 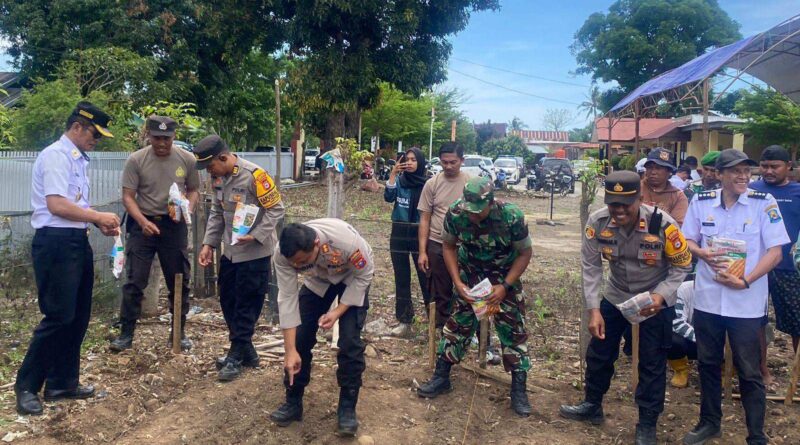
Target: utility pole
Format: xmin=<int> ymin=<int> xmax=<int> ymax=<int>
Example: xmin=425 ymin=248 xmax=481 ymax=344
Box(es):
xmin=429 ymin=107 xmax=435 ymax=160
xmin=275 ymin=78 xmax=281 ymax=187
xmin=702 ymin=78 xmax=710 ymax=153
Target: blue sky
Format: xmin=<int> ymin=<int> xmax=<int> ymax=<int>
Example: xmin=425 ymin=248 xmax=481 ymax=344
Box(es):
xmin=443 ymin=0 xmax=797 ymax=129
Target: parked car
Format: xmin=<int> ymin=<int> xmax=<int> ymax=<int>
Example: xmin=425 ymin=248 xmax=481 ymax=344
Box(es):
xmin=497 ymin=155 xmax=525 ymax=178
xmin=305 ymin=147 xmax=320 ymax=170
xmin=462 ymin=155 xmax=496 ymax=182
xmin=571 ymin=158 xmax=596 ymax=176
xmin=535 ymin=157 xmax=575 ymax=193
xmin=173 ymin=140 xmax=193 ymax=152
xmin=493 ymin=157 xmax=521 ymax=184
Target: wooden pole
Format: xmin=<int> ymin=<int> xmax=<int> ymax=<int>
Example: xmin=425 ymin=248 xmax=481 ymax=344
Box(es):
xmin=702 ymin=78 xmax=710 ymax=154
xmin=275 ymin=79 xmax=282 ymax=188
xmin=724 ymin=335 xmax=734 ymax=401
xmin=172 ymin=273 xmax=183 ymax=354
xmin=428 ymin=303 xmax=437 ymax=370
xmin=631 ymin=324 xmax=640 ymax=393
xmin=634 ymin=102 xmax=641 ymax=156
xmin=478 ymin=318 xmax=489 ymax=369
xmin=326 ymin=169 xmax=344 ymax=219
xmin=785 ymin=342 xmax=800 ymax=405
xmin=450 ymin=120 xmax=457 ymax=142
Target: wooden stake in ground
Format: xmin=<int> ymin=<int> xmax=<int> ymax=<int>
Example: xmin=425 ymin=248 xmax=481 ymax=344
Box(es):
xmin=428 ymin=303 xmax=437 ymax=370
xmin=478 ymin=318 xmax=489 ymax=369
xmin=172 ymin=273 xmax=183 ymax=354
xmin=785 ymin=343 xmax=800 ymax=405
xmin=724 ymin=335 xmax=734 ymax=401
xmin=631 ymin=324 xmax=640 ymax=393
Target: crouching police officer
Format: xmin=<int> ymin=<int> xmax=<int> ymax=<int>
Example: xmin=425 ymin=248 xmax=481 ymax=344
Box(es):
xmin=270 ymin=220 xmax=373 ymax=437
xmin=559 ymin=171 xmax=692 ymax=445
xmin=195 ymin=135 xmax=285 ymax=381
xmin=417 ymin=176 xmax=533 ymax=417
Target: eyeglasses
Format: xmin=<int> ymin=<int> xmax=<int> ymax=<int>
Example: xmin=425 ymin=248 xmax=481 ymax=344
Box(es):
xmin=86 ymin=126 xmax=101 ymax=140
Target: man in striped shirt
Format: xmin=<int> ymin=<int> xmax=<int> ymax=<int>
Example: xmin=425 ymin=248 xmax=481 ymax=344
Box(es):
xmin=668 ymin=281 xmax=696 ymax=388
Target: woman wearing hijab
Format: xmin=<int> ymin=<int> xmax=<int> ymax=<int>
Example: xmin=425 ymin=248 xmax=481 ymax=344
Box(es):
xmin=384 ymin=147 xmax=431 ymax=337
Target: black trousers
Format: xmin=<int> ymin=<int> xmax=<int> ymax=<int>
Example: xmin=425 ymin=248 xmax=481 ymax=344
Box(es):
xmin=218 ymin=256 xmax=269 ymax=345
xmin=120 ymin=217 xmax=190 ymax=322
xmin=667 ymin=332 xmax=697 ymax=360
xmin=694 ymin=310 xmax=766 ymax=444
xmin=426 ymin=240 xmax=454 ymax=328
xmin=390 ymin=223 xmax=430 ymax=324
xmin=16 ymin=228 xmax=93 ymax=393
xmin=283 ymin=283 xmax=368 ymax=390
xmin=585 ymin=299 xmax=674 ymax=424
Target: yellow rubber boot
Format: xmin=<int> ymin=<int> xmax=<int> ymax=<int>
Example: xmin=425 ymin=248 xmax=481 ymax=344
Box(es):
xmin=669 ymin=357 xmax=690 ymax=388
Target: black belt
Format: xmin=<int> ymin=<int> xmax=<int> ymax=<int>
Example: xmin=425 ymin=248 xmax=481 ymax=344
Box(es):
xmin=36 ymin=227 xmax=89 ymax=237
xmin=144 ymin=214 xmax=169 ymax=221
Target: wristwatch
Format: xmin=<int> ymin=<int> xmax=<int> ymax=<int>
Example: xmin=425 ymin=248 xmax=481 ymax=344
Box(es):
xmin=502 ymin=282 xmax=513 ymax=293
xmin=741 ymin=277 xmax=750 ymax=289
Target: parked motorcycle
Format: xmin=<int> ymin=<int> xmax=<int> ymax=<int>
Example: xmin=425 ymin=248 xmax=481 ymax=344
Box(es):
xmin=377 ymin=158 xmax=393 ymax=181
xmin=526 ymin=169 xmax=537 ymax=190
xmin=543 ymin=167 xmax=574 ymax=197
xmin=494 ymin=169 xmax=507 ymax=190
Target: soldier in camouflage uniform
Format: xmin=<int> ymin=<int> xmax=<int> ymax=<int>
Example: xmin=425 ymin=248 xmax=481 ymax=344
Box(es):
xmin=417 ymin=177 xmax=533 ymax=417
xmin=684 ymin=151 xmax=721 ymax=201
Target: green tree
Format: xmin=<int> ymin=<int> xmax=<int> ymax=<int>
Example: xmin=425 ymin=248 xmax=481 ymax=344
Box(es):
xmin=572 ymin=0 xmax=741 ymax=108
xmin=509 ymin=116 xmax=527 ymax=131
xmin=712 ymin=89 xmax=743 ymax=116
xmin=569 ymin=125 xmax=593 ymax=143
xmin=733 ymin=87 xmax=800 ymax=160
xmin=361 ymin=83 xmax=433 ymax=149
xmin=480 ymin=136 xmax=533 ymax=166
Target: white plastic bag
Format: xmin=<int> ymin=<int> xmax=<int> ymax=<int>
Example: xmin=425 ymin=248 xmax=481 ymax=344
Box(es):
xmin=167 ymin=182 xmax=192 ymax=224
xmin=111 ymin=235 xmax=125 ymax=279
xmin=231 ymin=202 xmax=259 ymax=245
xmin=615 ymin=291 xmax=654 ymax=324
xmin=465 ymin=278 xmax=496 ymax=320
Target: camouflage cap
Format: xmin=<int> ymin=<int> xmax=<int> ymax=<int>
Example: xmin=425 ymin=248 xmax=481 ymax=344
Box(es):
xmin=460 ymin=176 xmax=494 ymax=213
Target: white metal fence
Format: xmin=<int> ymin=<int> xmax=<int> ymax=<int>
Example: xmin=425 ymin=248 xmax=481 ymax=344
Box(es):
xmin=0 ymin=150 xmax=294 ymax=213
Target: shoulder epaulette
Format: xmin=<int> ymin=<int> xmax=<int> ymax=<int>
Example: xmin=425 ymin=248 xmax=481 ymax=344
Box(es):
xmin=697 ymin=190 xmax=717 ymax=200
xmin=748 ymin=190 xmax=767 ymax=199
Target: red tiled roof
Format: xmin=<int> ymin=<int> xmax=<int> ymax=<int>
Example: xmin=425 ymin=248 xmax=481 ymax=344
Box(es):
xmin=594 ymin=117 xmax=682 ymax=142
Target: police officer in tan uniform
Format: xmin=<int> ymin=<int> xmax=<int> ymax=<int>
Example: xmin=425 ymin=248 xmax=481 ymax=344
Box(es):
xmin=559 ymin=171 xmax=691 ymax=445
xmin=194 ymin=135 xmax=285 ymax=381
xmin=110 ymin=116 xmax=200 ymax=352
xmin=269 ymin=219 xmax=373 ymax=437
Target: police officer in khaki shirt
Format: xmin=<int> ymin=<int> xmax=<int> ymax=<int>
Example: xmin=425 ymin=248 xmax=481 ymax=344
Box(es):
xmin=194 ymin=135 xmax=285 ymax=381
xmin=559 ymin=171 xmax=691 ymax=445
xmin=110 ymin=116 xmax=200 ymax=352
xmin=269 ymin=219 xmax=373 ymax=437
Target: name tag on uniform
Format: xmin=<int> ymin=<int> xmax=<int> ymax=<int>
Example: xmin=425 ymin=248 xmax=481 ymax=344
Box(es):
xmin=702 ymin=222 xmax=715 ymax=227
xmin=230 ymin=193 xmax=244 ymax=203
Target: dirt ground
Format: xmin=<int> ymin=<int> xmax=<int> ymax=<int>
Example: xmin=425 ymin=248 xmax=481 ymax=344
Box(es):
xmin=1 ymin=181 xmax=799 ymax=445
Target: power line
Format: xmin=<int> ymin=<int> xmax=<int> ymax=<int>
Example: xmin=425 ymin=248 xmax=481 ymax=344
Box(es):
xmin=451 ymin=57 xmax=591 ymax=88
xmin=447 ymin=68 xmax=582 ymax=106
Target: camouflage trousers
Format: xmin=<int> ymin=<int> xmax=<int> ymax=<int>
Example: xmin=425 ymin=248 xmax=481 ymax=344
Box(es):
xmin=437 ymin=286 xmax=531 ymax=372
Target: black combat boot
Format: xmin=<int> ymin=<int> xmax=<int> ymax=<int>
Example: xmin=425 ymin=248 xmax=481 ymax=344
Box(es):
xmin=336 ymin=387 xmax=359 ymax=437
xmin=241 ymin=341 xmax=260 ymax=368
xmin=270 ymin=386 xmax=304 ymax=427
xmin=109 ymin=320 xmax=136 ymax=352
xmin=218 ymin=343 xmax=243 ymax=382
xmin=635 ymin=423 xmax=657 ymax=445
xmin=558 ymin=400 xmax=605 ymax=425
xmin=417 ymin=357 xmax=453 ymax=398
xmin=510 ymin=371 xmax=532 ymax=417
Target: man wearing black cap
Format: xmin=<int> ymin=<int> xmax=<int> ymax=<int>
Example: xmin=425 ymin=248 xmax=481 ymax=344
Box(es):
xmin=641 ymin=147 xmax=689 ymax=225
xmin=15 ymin=102 xmax=121 ymax=415
xmin=560 ymin=170 xmax=691 ymax=445
xmin=684 ymin=156 xmax=701 ymax=181
xmin=751 ymin=145 xmax=800 ymax=355
xmin=681 ymin=149 xmax=789 ymax=445
xmin=110 ymin=116 xmax=200 ymax=352
xmin=194 ymin=135 xmax=285 ymax=381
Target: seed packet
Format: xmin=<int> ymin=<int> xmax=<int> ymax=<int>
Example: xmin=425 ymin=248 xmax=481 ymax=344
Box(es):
xmin=231 ymin=202 xmax=259 ymax=245
xmin=465 ymin=278 xmax=500 ymax=320
xmin=615 ymin=291 xmax=654 ymax=324
xmin=167 ymin=183 xmax=192 ymax=224
xmin=708 ymin=237 xmax=747 ymax=278
xmin=111 ymin=235 xmax=125 ymax=279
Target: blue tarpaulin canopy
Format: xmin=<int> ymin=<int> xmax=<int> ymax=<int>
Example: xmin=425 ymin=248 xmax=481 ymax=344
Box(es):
xmin=610 ymin=15 xmax=800 ymax=114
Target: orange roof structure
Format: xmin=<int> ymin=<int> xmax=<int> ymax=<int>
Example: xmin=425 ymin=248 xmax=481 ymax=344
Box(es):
xmin=593 ymin=117 xmax=689 ymax=142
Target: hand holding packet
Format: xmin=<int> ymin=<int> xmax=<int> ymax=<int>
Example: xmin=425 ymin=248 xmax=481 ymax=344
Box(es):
xmin=615 ymin=291 xmax=654 ymax=324
xmin=465 ymin=278 xmax=500 ymax=320
xmin=708 ymin=237 xmax=746 ymax=278
xmin=167 ymin=183 xmax=191 ymax=224
xmin=231 ymin=202 xmax=259 ymax=245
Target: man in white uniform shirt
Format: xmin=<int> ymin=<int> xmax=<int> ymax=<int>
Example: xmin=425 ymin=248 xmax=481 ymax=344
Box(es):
xmin=680 ymin=149 xmax=789 ymax=445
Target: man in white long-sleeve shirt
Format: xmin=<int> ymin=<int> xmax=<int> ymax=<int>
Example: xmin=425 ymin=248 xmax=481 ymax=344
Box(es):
xmin=269 ymin=219 xmax=373 ymax=437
